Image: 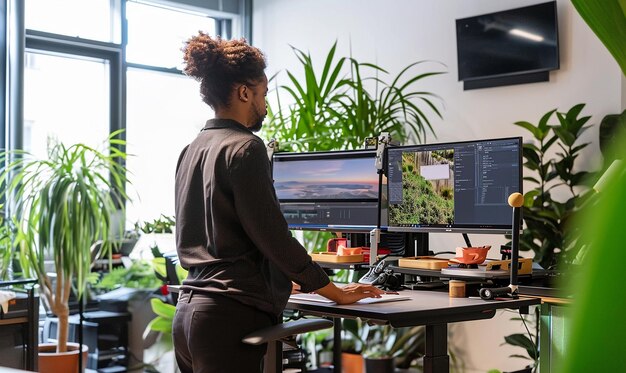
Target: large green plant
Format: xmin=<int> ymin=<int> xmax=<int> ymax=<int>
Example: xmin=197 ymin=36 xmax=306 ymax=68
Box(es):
xmin=513 ymin=104 xmax=593 ymax=269
xmin=0 ymin=132 xmax=128 ymax=353
xmin=558 ymin=1 xmax=626 ymax=372
xmin=263 ymin=41 xmax=444 ymax=152
xmin=571 ymin=0 xmax=626 ymax=76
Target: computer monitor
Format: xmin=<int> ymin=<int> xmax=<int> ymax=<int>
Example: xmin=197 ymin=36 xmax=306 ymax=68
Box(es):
xmin=386 ymin=137 xmax=522 ymax=234
xmin=273 ymin=149 xmax=382 ymax=232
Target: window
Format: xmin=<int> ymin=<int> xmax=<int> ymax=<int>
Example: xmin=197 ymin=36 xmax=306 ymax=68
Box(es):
xmin=125 ymin=68 xmax=211 ymax=223
xmin=23 ymin=51 xmax=110 ymax=157
xmin=25 ymin=0 xmax=119 ymax=43
xmin=126 ymin=1 xmax=217 ymax=69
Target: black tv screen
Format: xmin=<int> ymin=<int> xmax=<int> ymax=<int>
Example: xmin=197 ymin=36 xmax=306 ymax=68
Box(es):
xmin=456 ymin=1 xmax=559 ymax=81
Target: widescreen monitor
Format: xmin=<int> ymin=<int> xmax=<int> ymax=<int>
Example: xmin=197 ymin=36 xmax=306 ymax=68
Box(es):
xmin=273 ymin=149 xmax=382 ymax=232
xmin=386 ymin=137 xmax=522 ymax=234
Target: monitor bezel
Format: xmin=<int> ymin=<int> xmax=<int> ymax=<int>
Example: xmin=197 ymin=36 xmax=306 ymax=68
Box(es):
xmin=385 ymin=136 xmax=523 ymax=234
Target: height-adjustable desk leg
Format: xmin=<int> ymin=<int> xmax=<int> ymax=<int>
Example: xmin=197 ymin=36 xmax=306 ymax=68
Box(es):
xmin=424 ymin=324 xmax=449 ymax=373
xmin=333 ymin=318 xmax=342 ymax=373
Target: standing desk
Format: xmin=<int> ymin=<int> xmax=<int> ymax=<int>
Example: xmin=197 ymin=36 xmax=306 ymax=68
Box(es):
xmin=287 ymin=290 xmax=540 ymax=373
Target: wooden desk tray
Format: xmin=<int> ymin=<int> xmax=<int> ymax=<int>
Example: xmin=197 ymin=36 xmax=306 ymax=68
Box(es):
xmin=310 ymin=252 xmax=365 ymax=263
xmin=398 ymin=257 xmax=450 ymax=270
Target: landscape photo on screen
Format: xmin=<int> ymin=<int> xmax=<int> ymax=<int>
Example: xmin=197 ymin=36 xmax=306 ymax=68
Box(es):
xmin=274 ymin=157 xmax=378 ymax=200
xmin=389 ymin=149 xmax=455 ymax=226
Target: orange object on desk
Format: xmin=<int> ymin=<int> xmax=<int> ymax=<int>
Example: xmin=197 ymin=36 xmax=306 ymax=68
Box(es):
xmin=449 ymin=246 xmax=491 ymax=265
xmin=337 ymin=246 xmax=362 ymax=256
xmin=327 ymin=238 xmax=347 ymax=252
xmin=361 ymin=247 xmax=391 ymax=263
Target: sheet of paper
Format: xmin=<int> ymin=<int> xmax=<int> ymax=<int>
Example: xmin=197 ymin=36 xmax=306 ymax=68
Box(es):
xmin=289 ymin=293 xmax=411 ymax=305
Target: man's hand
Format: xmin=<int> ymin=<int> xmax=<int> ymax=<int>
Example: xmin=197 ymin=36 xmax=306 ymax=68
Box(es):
xmin=291 ymin=282 xmax=301 ymax=294
xmin=315 ymin=282 xmax=386 ymax=305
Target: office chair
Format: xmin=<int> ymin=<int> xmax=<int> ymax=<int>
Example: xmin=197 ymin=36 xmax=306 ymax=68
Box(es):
xmin=242 ymin=317 xmax=334 ymax=373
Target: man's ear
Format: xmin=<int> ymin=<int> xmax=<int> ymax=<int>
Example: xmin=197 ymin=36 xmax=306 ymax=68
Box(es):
xmin=238 ymin=85 xmax=249 ymax=102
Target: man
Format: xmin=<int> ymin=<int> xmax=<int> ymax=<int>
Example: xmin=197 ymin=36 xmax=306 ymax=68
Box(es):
xmin=173 ymin=32 xmax=383 ymax=372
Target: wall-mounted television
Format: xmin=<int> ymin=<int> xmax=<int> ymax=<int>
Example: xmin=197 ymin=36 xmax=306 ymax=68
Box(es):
xmin=456 ymin=1 xmax=559 ymax=90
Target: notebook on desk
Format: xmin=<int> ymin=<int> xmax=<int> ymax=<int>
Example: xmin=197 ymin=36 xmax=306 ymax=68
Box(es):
xmin=289 ymin=293 xmax=411 ymax=305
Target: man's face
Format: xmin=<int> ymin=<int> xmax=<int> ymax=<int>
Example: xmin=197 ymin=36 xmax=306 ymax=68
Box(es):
xmin=248 ymin=75 xmax=268 ymax=132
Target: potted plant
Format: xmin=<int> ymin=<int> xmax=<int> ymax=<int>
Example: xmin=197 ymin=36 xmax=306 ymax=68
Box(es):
xmin=133 ymin=215 xmax=176 ymax=259
xmin=263 ymin=41 xmax=445 ymax=152
xmin=512 ymin=103 xmax=594 ymax=270
xmin=0 ymin=132 xmax=128 ymax=371
xmin=338 ymin=319 xmax=429 ymax=372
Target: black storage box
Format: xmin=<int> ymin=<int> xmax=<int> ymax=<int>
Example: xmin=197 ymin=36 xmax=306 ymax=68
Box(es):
xmin=0 ymin=291 xmax=29 ymax=319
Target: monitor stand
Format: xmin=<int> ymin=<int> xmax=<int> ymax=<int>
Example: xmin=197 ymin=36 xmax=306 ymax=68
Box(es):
xmin=462 ymin=233 xmax=472 ymax=248
xmin=345 ymin=232 xmax=430 ymax=261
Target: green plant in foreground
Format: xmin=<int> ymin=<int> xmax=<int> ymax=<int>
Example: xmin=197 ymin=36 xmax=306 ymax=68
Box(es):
xmin=558 ymin=1 xmax=626 ymax=371
xmin=0 ymin=132 xmax=128 ymax=353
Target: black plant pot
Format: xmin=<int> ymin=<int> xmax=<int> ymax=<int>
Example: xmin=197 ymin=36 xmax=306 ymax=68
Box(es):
xmin=364 ymin=357 xmax=394 ymax=373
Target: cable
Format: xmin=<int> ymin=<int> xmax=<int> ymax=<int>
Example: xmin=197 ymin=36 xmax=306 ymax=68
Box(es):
xmin=518 ymin=309 xmax=538 ymax=372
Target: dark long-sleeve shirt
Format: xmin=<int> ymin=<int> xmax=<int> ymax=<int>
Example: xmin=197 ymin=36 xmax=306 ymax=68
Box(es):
xmin=174 ymin=118 xmax=330 ymax=316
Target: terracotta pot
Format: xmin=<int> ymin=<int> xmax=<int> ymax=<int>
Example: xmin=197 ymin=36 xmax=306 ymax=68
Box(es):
xmin=452 ymin=246 xmax=491 ymax=265
xmin=39 ymin=342 xmax=89 ymax=373
xmin=341 ymin=352 xmax=364 ymax=373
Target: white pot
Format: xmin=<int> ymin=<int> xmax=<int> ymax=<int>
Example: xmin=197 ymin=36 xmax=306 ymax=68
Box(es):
xmin=131 ymin=233 xmax=176 ymax=259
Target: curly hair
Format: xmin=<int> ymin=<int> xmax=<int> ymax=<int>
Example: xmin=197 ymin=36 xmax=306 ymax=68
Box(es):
xmin=182 ymin=31 xmax=267 ymax=110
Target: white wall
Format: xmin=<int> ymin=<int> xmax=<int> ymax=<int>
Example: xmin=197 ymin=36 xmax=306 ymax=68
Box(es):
xmin=623 ymin=75 xmax=626 ymax=109
xmin=253 ymin=0 xmax=622 ymax=372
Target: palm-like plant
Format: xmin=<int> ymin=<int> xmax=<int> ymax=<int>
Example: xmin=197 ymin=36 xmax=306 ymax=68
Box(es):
xmin=263 ymin=42 xmax=445 ymax=152
xmin=0 ymin=132 xmax=128 ymax=353
xmin=0 ymin=216 xmax=12 ymax=280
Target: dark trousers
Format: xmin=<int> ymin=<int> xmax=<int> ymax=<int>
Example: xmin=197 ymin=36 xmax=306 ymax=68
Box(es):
xmin=173 ymin=291 xmax=274 ymax=373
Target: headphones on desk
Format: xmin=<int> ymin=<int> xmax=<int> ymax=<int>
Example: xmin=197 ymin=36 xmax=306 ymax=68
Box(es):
xmin=375 ymin=268 xmax=403 ymax=291
xmin=358 ymin=259 xmax=403 ymax=291
xmin=377 ymin=268 xmax=403 ymax=290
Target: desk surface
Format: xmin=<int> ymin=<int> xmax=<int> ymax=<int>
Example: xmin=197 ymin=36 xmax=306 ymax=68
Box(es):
xmin=287 ymin=290 xmax=540 ymax=327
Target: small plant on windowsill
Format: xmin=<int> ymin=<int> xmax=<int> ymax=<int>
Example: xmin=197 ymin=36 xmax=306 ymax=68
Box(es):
xmin=133 ymin=215 xmax=176 ymax=259
xmin=137 ymin=214 xmax=175 ymax=234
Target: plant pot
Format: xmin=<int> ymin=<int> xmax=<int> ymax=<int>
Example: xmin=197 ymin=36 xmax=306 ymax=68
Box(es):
xmin=341 ymin=352 xmax=364 ymax=373
xmin=364 ymin=356 xmax=394 ymax=373
xmin=39 ymin=342 xmax=88 ymax=373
